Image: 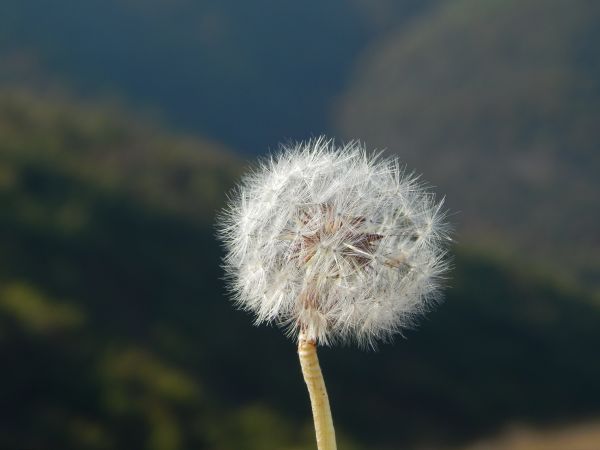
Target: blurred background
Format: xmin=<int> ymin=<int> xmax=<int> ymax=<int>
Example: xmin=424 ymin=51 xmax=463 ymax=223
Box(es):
xmin=0 ymin=0 xmax=599 ymax=449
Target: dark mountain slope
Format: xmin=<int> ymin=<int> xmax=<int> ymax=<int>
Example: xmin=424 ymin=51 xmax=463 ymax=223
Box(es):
xmin=0 ymin=0 xmax=446 ymax=153
xmin=337 ymin=0 xmax=600 ymax=287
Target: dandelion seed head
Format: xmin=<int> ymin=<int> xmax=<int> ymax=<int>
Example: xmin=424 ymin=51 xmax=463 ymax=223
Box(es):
xmin=217 ymin=137 xmax=451 ymax=347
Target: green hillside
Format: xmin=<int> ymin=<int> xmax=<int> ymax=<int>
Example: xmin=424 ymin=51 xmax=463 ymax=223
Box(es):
xmin=337 ymin=0 xmax=600 ymax=288
xmin=0 ymin=90 xmax=323 ymax=450
xmin=1 ymin=91 xmax=599 ymax=449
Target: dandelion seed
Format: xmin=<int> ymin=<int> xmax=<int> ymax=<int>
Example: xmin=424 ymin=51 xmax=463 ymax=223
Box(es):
xmin=216 ymin=137 xmax=451 ymax=450
xmin=218 ymin=137 xmax=450 ymax=346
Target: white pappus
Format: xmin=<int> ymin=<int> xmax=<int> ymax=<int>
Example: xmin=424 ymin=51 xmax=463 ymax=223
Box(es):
xmin=217 ymin=137 xmax=451 ymax=347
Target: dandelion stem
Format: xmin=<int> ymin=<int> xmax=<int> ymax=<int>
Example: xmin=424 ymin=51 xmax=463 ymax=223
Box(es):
xmin=298 ymin=333 xmax=337 ymax=450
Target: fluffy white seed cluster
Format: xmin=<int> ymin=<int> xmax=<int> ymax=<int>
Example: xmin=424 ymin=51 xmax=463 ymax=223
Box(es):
xmin=218 ymin=137 xmax=450 ymax=347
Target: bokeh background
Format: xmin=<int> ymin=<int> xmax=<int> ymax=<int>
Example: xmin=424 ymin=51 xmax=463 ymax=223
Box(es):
xmin=1 ymin=1 xmax=599 ymax=449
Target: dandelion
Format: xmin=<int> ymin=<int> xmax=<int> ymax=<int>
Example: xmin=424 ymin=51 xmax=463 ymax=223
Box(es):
xmin=217 ymin=137 xmax=450 ymax=450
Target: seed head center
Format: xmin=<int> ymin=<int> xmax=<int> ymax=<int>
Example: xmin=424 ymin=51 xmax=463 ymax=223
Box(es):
xmin=292 ymin=204 xmax=382 ymax=271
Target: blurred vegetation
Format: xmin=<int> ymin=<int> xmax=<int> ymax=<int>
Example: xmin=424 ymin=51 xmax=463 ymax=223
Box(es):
xmin=0 ymin=90 xmax=599 ymax=449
